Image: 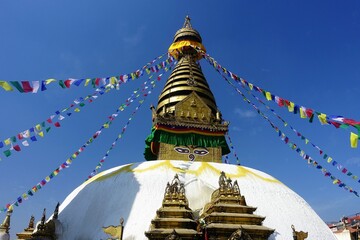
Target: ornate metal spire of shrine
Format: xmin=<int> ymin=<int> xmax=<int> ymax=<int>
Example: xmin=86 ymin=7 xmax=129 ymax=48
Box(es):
xmin=156 ymin=15 xmax=217 ymax=116
xmin=144 ymin=16 xmax=230 ymax=162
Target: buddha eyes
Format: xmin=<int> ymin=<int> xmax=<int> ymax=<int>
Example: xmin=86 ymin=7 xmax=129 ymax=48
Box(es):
xmin=174 ymin=147 xmax=208 ymax=156
xmin=174 ymin=147 xmax=190 ymax=154
xmin=193 ymin=149 xmax=209 ymax=156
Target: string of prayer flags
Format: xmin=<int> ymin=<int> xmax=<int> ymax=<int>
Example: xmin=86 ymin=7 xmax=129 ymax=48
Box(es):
xmin=207 ymin=60 xmax=359 ymax=197
xmin=226 ymin=133 xmax=241 ymax=165
xmin=194 ymin=48 xmax=360 ymax=148
xmin=0 ymin=85 xmax=111 ymax=159
xmin=0 ymin=65 xmax=173 ymax=213
xmin=86 ymin=60 xmax=176 ymax=180
xmin=0 ymin=53 xmax=172 ymax=93
xmin=230 ymin=74 xmax=360 ymax=184
xmin=0 ymin=57 xmax=174 ymax=160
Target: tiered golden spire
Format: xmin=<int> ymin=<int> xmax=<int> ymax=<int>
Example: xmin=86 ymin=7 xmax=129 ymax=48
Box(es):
xmin=144 ymin=16 xmax=230 ymax=162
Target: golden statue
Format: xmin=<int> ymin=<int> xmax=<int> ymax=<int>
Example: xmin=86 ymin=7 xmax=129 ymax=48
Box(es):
xmin=291 ymin=225 xmax=308 ymax=240
xmin=103 ymin=218 xmax=124 ymax=240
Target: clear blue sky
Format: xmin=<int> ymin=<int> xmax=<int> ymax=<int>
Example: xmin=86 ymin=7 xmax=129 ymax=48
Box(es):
xmin=1 ymin=0 xmax=360 ymax=235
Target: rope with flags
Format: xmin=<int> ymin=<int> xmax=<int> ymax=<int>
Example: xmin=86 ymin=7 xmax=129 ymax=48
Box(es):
xmin=0 ymin=58 xmax=174 ymax=213
xmin=204 ymin=55 xmax=359 ymax=197
xmin=0 ymin=53 xmax=168 ymax=93
xmin=86 ymin=61 xmax=176 ymax=179
xmin=193 ymin=46 xmax=360 ymax=148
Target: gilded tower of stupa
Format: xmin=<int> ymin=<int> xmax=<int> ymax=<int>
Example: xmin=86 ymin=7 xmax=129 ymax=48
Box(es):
xmin=144 ymin=16 xmax=230 ymax=163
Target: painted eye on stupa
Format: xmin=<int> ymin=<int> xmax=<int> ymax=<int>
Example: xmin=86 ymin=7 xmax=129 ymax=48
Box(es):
xmin=174 ymin=146 xmax=190 ymax=154
xmin=193 ymin=149 xmax=209 ymax=156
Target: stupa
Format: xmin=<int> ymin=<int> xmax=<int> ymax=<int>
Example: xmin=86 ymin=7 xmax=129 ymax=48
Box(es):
xmin=8 ymin=16 xmax=337 ymax=240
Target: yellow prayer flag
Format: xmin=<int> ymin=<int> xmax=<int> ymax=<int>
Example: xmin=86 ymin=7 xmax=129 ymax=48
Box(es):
xmin=350 ymin=132 xmax=358 ymax=148
xmin=110 ymin=77 xmax=116 ymax=85
xmin=72 ymin=154 xmax=77 ymax=159
xmin=318 ymin=113 xmax=328 ymax=125
xmin=299 ymin=107 xmax=307 ymax=118
xmin=327 ymin=157 xmax=333 ymax=163
xmin=4 ymin=138 xmax=11 ymax=145
xmin=103 ymin=123 xmax=109 ymax=128
xmin=288 ymin=102 xmax=294 ymax=112
xmin=74 ymin=108 xmax=80 ymax=112
xmin=45 ymin=79 xmax=56 ymax=84
xmin=265 ymin=92 xmax=272 ymax=101
xmin=333 ymin=179 xmax=339 ymax=184
xmin=305 ymin=139 xmax=309 ymax=144
xmin=45 ymin=176 xmax=51 ymax=182
xmin=0 ymin=81 xmax=14 ymax=91
xmin=85 ymin=78 xmax=91 ymax=86
xmin=36 ymin=124 xmax=41 ymax=131
xmin=38 ymin=132 xmax=44 ymax=137
xmin=66 ymin=159 xmax=72 ymax=164
xmin=248 ymin=83 xmax=253 ymax=90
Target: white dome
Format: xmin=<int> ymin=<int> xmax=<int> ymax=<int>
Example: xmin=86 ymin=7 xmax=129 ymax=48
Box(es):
xmin=57 ymin=160 xmax=336 ymax=240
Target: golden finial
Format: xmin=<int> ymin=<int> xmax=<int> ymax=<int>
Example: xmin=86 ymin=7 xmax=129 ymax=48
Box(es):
xmin=183 ymin=15 xmax=192 ymax=29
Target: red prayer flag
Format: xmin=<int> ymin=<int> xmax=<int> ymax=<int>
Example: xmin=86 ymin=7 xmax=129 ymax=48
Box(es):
xmin=13 ymin=145 xmax=21 ymax=151
xmin=17 ymin=133 xmax=23 ymax=140
xmin=305 ymin=108 xmax=314 ymax=118
xmin=54 ymin=122 xmax=61 ymax=127
xmin=21 ymin=81 xmax=33 ymax=93
xmin=64 ymin=79 xmax=72 ymax=88
xmin=95 ymin=78 xmax=101 ymax=86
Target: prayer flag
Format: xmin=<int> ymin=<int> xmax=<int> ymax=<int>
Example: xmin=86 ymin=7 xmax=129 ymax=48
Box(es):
xmin=54 ymin=122 xmax=61 ymax=127
xmin=30 ymin=136 xmax=37 ymax=142
xmin=64 ymin=79 xmax=73 ymax=88
xmin=32 ymin=81 xmax=40 ymax=93
xmin=0 ymin=142 xmax=3 ymax=148
xmin=21 ymin=81 xmax=33 ymax=93
xmin=58 ymin=80 xmax=66 ymax=88
xmin=13 ymin=145 xmax=21 ymax=151
xmin=74 ymin=79 xmax=84 ymax=86
xmin=45 ymin=79 xmax=56 ymax=84
xmin=288 ymin=102 xmax=294 ymax=112
xmin=22 ymin=140 xmax=29 ymax=147
xmin=350 ymin=132 xmax=358 ymax=148
xmin=38 ymin=132 xmax=44 ymax=137
xmin=4 ymin=138 xmax=11 ymax=145
xmin=41 ymin=81 xmax=47 ymax=91
xmin=10 ymin=81 xmax=24 ymax=92
xmin=0 ymin=81 xmax=14 ymax=91
xmin=318 ymin=113 xmax=328 ymax=125
xmin=36 ymin=124 xmax=42 ymax=131
xmin=3 ymin=150 xmax=11 ymax=157
xmin=300 ymin=107 xmax=307 ymax=118
xmin=265 ymin=92 xmax=272 ymax=101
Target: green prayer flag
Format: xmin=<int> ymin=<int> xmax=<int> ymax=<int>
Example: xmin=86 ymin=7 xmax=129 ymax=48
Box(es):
xmin=309 ymin=114 xmax=314 ymax=123
xmin=58 ymin=80 xmax=66 ymax=88
xmin=79 ymin=103 xmax=85 ymax=107
xmin=10 ymin=81 xmax=24 ymax=92
xmin=46 ymin=127 xmax=51 ymax=133
xmin=4 ymin=150 xmax=11 ymax=157
xmin=11 ymin=136 xmax=17 ymax=142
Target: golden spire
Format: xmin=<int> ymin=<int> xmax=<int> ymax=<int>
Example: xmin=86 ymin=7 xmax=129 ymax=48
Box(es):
xmin=0 ymin=208 xmax=12 ymax=234
xmin=144 ymin=17 xmax=230 ymax=162
xmin=157 ymin=16 xmax=217 ymax=118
